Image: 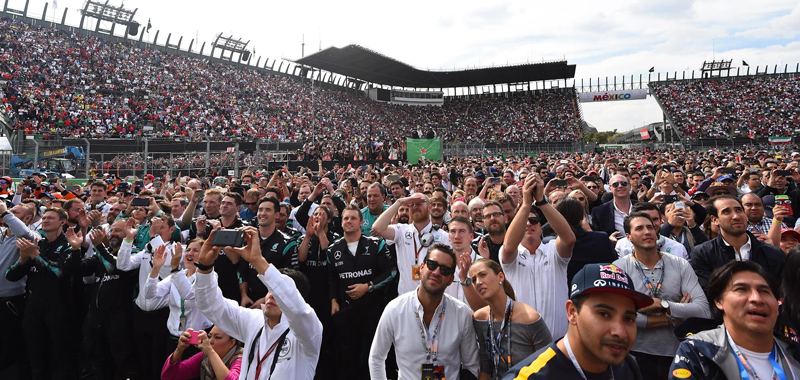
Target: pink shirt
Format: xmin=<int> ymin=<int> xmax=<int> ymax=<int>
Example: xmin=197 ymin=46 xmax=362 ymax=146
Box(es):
xmin=161 ymin=352 xmax=242 ymax=380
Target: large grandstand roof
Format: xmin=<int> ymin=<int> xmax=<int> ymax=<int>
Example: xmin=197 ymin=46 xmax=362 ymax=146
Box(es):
xmin=295 ymin=45 xmax=576 ymax=89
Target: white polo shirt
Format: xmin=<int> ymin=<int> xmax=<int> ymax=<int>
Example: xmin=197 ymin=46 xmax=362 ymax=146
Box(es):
xmin=390 ymin=222 xmax=451 ymax=295
xmin=500 ymin=240 xmax=570 ymax=339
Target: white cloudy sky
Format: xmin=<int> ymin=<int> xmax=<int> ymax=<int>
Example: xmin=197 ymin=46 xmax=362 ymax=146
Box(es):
xmin=19 ymin=0 xmax=800 ymax=132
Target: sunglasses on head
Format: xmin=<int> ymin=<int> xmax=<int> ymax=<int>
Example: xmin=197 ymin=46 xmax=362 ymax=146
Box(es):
xmin=424 ymin=259 xmax=455 ymax=276
xmin=611 ymin=181 xmax=630 ymax=188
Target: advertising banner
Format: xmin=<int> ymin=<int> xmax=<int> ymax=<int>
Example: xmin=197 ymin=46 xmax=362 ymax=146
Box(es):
xmin=579 ymin=89 xmax=648 ymax=103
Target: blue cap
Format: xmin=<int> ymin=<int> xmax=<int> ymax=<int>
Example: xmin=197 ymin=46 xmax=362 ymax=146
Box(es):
xmin=717 ymin=174 xmax=735 ymax=182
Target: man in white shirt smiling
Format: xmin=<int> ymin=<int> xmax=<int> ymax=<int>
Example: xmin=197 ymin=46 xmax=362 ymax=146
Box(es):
xmin=369 ymin=243 xmax=479 ymax=380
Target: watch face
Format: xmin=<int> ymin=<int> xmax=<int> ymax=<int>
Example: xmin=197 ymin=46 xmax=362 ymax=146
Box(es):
xmin=661 ymin=300 xmax=669 ymax=309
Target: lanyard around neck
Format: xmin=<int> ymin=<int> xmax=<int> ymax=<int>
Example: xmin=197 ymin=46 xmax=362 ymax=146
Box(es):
xmin=487 ymin=297 xmax=514 ymax=378
xmin=564 ymin=335 xmax=614 ymax=380
xmin=414 ymin=297 xmax=447 ymax=365
xmin=726 ymin=330 xmax=791 ymax=380
xmin=631 ymin=254 xmax=664 ymax=298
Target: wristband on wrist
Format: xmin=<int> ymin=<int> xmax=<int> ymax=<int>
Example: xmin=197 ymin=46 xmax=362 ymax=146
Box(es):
xmin=193 ymin=262 xmax=214 ymax=271
xmin=170 ymin=267 xmax=181 ymax=273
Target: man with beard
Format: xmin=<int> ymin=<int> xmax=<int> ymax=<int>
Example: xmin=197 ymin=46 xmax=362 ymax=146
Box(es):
xmin=240 ymin=197 xmax=298 ymax=309
xmin=0 ymin=200 xmax=38 ymax=379
xmin=690 ymin=195 xmax=785 ymax=295
xmin=101 ymin=201 xmax=128 ymax=232
xmin=70 ymin=223 xmax=138 ymax=380
xmin=470 ymin=201 xmax=506 ymax=263
xmin=468 ymin=198 xmax=485 ymax=231
xmin=395 ymin=204 xmax=411 ymax=224
xmin=612 ymin=213 xmax=710 ymax=380
xmin=372 ymin=193 xmax=450 ymax=295
xmin=328 ymin=206 xmax=397 ymax=380
xmin=369 ymin=244 xmax=479 ymax=380
xmin=429 ymin=196 xmax=448 ymax=229
xmin=361 ymin=183 xmax=390 ymax=235
xmin=503 ymin=263 xmax=650 ymax=380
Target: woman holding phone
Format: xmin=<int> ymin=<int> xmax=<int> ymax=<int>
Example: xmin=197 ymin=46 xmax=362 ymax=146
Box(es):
xmin=146 ymin=239 xmax=213 ymax=355
xmin=161 ymin=326 xmax=243 ymax=380
xmin=468 ymin=258 xmax=552 ymax=380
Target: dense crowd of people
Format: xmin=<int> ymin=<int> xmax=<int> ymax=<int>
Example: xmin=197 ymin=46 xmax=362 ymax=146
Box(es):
xmin=1 ymin=145 xmax=799 ymax=380
xmin=652 ymin=76 xmax=800 ymax=139
xmin=0 ymin=17 xmax=581 ymax=161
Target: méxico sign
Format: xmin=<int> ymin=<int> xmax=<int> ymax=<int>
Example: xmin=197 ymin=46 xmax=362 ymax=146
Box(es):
xmin=579 ymin=89 xmax=648 ymax=103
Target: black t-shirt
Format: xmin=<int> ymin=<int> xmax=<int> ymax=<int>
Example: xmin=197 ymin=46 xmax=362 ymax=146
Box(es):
xmin=240 ymin=228 xmax=298 ymax=301
xmin=503 ymin=340 xmax=639 ymax=380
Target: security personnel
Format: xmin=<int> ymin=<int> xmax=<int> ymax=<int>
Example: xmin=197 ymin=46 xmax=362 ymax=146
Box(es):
xmin=328 ymin=205 xmax=397 ymax=380
xmin=240 ymin=196 xmax=298 ymax=308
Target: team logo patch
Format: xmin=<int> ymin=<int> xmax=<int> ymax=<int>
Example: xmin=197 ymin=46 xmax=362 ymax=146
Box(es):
xmin=334 ymin=251 xmax=342 ymax=260
xmin=672 ymin=369 xmax=691 ymax=378
xmin=571 ymin=284 xmax=578 ymax=291
xmin=593 ymin=279 xmax=606 ymax=287
xmin=272 ymin=243 xmax=279 ymax=250
xmin=279 ymin=339 xmax=291 ymax=357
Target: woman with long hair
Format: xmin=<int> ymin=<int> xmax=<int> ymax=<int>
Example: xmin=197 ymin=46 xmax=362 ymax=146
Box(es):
xmin=469 ymin=258 xmax=552 ymax=380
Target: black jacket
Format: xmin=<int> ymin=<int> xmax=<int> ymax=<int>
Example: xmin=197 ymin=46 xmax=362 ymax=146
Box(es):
xmin=6 ymin=233 xmax=78 ymax=299
xmin=590 ymin=199 xmax=638 ymax=237
xmin=567 ymin=228 xmax=617 ymax=285
xmin=68 ymin=243 xmax=137 ymax=311
xmin=326 ymin=235 xmax=396 ymax=309
xmin=690 ymin=231 xmax=785 ymax=294
xmin=240 ymin=228 xmax=298 ymax=301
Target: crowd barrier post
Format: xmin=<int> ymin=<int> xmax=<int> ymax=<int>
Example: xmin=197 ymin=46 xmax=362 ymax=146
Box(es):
xmin=83 ymin=138 xmax=90 ymax=178
xmin=234 ymin=143 xmax=240 ymax=177
xmin=143 ymin=138 xmax=149 ymax=176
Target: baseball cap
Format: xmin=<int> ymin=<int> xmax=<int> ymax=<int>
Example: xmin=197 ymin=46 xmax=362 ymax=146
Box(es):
xmin=717 ymin=174 xmax=735 ymax=182
xmin=570 ymin=263 xmax=653 ymax=310
xmin=474 ymin=171 xmax=486 ymax=180
xmin=781 ymin=228 xmax=800 ymax=241
xmin=705 ymin=182 xmax=737 ymax=196
xmin=145 ymin=174 xmax=155 ymax=180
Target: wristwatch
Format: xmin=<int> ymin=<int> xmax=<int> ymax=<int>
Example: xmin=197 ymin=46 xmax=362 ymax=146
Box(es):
xmin=367 ymin=282 xmax=375 ymax=293
xmin=534 ymin=196 xmax=549 ymax=207
xmin=459 ymin=277 xmax=472 ymax=287
xmin=660 ymin=299 xmax=671 ymax=315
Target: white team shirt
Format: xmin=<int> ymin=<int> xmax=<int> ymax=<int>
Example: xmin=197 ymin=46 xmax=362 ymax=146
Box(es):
xmin=500 ymin=240 xmax=570 ymax=339
xmin=195 ymin=264 xmax=323 ymax=380
xmin=390 ymin=222 xmax=451 ymax=295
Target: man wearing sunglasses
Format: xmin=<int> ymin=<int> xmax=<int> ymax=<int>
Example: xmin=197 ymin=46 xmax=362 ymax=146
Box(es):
xmin=592 ymin=174 xmax=638 ymax=238
xmin=369 ymin=243 xmax=479 ymax=380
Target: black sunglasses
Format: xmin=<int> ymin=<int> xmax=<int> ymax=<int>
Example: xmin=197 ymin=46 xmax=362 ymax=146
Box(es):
xmin=611 ymin=181 xmax=630 ymax=188
xmin=424 ymin=259 xmax=455 ymax=276
xmin=528 ymin=217 xmax=540 ymax=225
